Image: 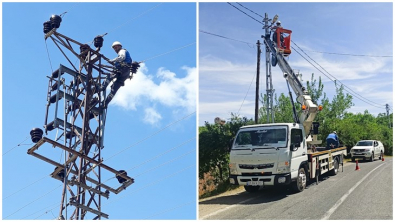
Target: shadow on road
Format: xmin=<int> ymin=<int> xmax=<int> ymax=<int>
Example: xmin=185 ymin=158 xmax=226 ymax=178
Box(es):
xmin=199 ymin=186 xmax=292 ymax=206
xmin=200 ymin=174 xmax=337 ymax=206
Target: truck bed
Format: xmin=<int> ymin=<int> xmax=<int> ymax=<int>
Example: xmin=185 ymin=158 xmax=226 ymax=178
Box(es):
xmin=307 ymin=146 xmax=347 ymax=157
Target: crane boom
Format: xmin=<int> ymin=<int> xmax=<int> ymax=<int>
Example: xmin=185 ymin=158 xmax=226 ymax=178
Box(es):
xmin=262 ymin=33 xmax=320 ymax=141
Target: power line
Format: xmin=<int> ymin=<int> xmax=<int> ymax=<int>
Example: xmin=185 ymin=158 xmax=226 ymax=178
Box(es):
xmin=4 ymin=185 xmax=62 ymax=219
xmin=105 ymin=111 xmax=196 ymax=161
xmin=106 ymin=3 xmax=163 ymax=36
xmin=225 ymin=3 xmax=387 ymax=109
xmin=103 ymin=164 xmax=194 ymax=207
xmin=291 ymin=44 xmax=385 ymax=109
xmin=22 ymin=140 xmax=195 ymax=219
xmin=144 ymin=200 xmax=195 ymax=219
xmin=227 ymin=2 xmax=264 ymax=25
xmin=237 ymin=72 xmax=255 ymax=116
xmin=13 ymin=113 xmax=195 ymax=219
xmin=200 ymin=30 xmax=255 ymax=46
xmin=124 ymin=137 xmax=196 ymax=172
xmin=236 ymin=2 xmax=264 ymax=18
xmin=302 ymin=49 xmax=392 ymax=58
xmin=3 ymin=175 xmax=48 ymax=200
xmin=141 ymin=42 xmax=196 ymax=63
xmin=3 ymin=136 xmax=30 ymax=156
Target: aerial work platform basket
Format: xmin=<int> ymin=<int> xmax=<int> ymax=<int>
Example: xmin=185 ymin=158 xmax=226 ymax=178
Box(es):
xmin=274 ymin=27 xmax=292 ymax=56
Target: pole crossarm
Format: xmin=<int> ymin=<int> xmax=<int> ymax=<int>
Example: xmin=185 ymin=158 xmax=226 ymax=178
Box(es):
xmin=27 ymin=137 xmax=134 ymax=194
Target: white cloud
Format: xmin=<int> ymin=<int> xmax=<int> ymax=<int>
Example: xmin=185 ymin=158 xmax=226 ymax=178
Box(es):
xmin=143 ymin=107 xmax=162 ymax=126
xmin=110 ymin=63 xmax=197 ymax=125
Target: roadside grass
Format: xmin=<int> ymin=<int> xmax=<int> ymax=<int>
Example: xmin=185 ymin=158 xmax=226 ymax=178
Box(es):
xmin=344 ymin=154 xmax=392 ymax=163
xmin=199 ymin=172 xmax=239 ymax=199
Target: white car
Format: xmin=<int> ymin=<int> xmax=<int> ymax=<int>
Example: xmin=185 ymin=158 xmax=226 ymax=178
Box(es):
xmin=350 ymin=140 xmax=384 ymax=162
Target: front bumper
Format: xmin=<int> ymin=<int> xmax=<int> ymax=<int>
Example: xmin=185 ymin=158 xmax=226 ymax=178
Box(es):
xmin=229 ymin=173 xmax=291 ymax=186
xmin=351 ymin=151 xmax=372 ymax=158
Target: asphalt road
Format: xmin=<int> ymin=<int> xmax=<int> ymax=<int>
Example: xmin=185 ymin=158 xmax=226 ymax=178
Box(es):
xmin=199 ymin=157 xmax=393 ymax=220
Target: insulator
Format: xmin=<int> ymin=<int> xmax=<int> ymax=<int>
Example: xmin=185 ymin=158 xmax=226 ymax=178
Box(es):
xmin=94 ymin=36 xmax=104 ymax=48
xmin=30 ymin=128 xmax=44 ymax=143
xmin=116 ymin=170 xmax=128 ymax=183
xmin=43 ymin=21 xmax=52 ymax=34
xmin=54 ymin=167 xmax=65 ymax=180
xmin=65 ymin=131 xmax=76 ymax=139
xmin=51 ymin=69 xmax=64 ymax=78
xmin=50 ymin=14 xmax=62 ymax=28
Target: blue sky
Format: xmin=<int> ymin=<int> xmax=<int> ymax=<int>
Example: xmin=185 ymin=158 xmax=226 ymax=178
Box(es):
xmin=199 ymin=2 xmax=393 ymax=125
xmin=2 ymin=2 xmax=196 ymax=220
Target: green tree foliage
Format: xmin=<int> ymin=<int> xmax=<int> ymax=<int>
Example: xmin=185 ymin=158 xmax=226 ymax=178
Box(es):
xmin=199 ymin=73 xmax=392 ymax=197
xmin=199 ymin=114 xmax=252 ymax=181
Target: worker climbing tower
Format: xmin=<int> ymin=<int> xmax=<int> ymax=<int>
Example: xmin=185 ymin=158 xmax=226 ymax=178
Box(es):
xmin=28 ymin=15 xmax=137 ymax=220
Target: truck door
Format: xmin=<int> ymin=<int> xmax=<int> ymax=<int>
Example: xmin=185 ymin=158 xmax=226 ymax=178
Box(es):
xmin=290 ymin=128 xmax=306 ymax=178
xmin=374 ymin=141 xmax=379 ymax=157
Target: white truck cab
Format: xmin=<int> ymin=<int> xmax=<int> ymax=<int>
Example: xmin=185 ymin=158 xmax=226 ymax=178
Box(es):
xmin=229 ymin=123 xmax=308 ymax=192
xmin=350 ymin=140 xmax=384 ymax=162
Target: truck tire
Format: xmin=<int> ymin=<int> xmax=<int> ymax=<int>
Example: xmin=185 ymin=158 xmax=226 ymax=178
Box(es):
xmin=330 ymin=157 xmax=339 ymax=176
xmin=292 ymin=167 xmax=306 ymax=192
xmin=244 ymin=185 xmax=260 ymax=193
xmin=370 ymin=152 xmax=374 ymax=162
xmin=379 ymin=151 xmax=383 ymax=160
xmin=351 ymin=157 xmax=355 ymax=162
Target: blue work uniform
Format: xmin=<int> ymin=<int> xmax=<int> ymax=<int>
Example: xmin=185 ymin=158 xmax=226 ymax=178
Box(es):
xmin=326 ymin=133 xmax=339 ymax=149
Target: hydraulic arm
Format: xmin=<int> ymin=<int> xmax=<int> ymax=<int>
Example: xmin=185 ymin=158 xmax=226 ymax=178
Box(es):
xmin=262 ymin=33 xmax=320 ymax=141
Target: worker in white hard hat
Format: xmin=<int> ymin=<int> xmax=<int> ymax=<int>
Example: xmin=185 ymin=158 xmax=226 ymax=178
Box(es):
xmin=102 ymin=41 xmax=133 ymax=107
xmin=326 ymin=131 xmax=339 ymax=150
xmin=272 ymin=20 xmax=284 ymax=48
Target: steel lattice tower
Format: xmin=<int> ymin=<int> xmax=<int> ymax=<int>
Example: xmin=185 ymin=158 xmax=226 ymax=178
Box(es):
xmin=263 ymin=13 xmax=275 ymax=123
xmin=28 ymin=17 xmax=134 ymax=220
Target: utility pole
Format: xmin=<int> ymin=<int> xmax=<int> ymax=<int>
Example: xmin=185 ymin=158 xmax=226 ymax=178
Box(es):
xmin=386 ymin=104 xmax=391 ymax=128
xmin=263 ymin=13 xmax=275 ymax=123
xmin=255 ymin=40 xmax=261 ymax=124
xmin=28 ymin=15 xmax=135 ymax=220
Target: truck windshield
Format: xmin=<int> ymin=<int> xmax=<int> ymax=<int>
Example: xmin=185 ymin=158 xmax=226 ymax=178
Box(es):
xmin=233 ymin=128 xmax=287 ymax=148
xmin=356 ymin=141 xmax=373 ymax=146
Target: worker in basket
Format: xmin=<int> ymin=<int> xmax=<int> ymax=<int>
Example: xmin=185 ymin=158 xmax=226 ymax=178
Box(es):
xmin=326 ymin=131 xmax=339 ymax=150
xmin=272 ymin=21 xmax=285 ymax=48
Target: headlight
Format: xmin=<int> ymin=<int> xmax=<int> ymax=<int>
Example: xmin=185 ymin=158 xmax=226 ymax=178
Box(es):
xmin=277 ymin=166 xmax=290 ymax=173
xmin=229 ymin=163 xmax=238 ymax=174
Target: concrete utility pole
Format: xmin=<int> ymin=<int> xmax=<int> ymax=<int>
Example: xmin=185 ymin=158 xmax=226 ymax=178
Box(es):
xmin=28 ymin=16 xmax=134 ymax=220
xmin=386 ymin=104 xmax=391 ymax=128
xmin=255 ymin=40 xmax=261 ymax=124
xmin=263 ymin=13 xmax=275 ymax=123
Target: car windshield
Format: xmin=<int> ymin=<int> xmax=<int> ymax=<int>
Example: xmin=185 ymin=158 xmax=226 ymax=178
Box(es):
xmin=356 ymin=141 xmax=373 ymax=146
xmin=233 ymin=127 xmax=287 ymax=149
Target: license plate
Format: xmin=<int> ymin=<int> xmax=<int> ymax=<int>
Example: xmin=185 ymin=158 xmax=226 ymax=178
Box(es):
xmin=247 ymin=181 xmax=263 ymax=186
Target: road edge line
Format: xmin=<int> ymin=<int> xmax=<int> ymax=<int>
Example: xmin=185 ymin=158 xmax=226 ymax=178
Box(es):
xmin=321 ymin=162 xmax=387 ymax=220
xmin=200 ymin=196 xmax=257 ymax=220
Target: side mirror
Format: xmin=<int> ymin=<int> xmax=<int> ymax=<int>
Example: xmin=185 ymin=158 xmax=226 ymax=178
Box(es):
xmin=291 ymin=143 xmax=300 ymax=151
xmin=229 ymin=138 xmax=234 ymax=152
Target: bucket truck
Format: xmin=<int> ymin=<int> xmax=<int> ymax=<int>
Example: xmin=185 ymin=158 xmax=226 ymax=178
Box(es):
xmin=229 ymin=15 xmax=347 ymax=193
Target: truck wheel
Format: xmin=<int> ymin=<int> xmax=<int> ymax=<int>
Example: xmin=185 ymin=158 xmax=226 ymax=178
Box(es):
xmin=244 ymin=185 xmax=260 ymax=193
xmin=379 ymin=152 xmax=383 ymax=160
xmin=330 ymin=157 xmax=339 ymax=176
xmin=351 ymin=157 xmax=355 ymax=162
xmin=292 ymin=167 xmax=306 ymax=192
xmin=370 ymin=152 xmax=374 ymax=162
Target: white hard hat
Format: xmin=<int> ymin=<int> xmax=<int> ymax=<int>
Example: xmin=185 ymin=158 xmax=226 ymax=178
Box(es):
xmin=112 ymin=41 xmax=122 ymax=48
xmin=276 ymin=20 xmax=281 ymax=24
xmin=333 ymin=131 xmax=337 ymax=134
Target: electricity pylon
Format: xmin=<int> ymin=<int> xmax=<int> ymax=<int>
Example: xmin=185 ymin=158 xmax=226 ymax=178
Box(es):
xmin=28 ymin=15 xmax=134 ymax=220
